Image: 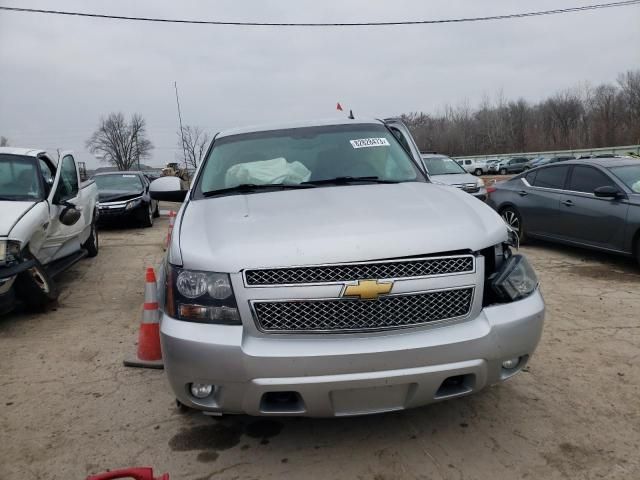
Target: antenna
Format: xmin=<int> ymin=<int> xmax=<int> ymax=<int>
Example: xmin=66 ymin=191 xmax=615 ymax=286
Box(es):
xmin=174 ymin=81 xmax=188 ymax=170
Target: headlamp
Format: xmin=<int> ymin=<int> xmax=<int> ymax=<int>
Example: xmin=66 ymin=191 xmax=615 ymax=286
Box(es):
xmin=0 ymin=240 xmax=22 ymax=266
xmin=168 ymin=265 xmax=240 ymax=324
xmin=491 ymin=254 xmax=538 ymax=302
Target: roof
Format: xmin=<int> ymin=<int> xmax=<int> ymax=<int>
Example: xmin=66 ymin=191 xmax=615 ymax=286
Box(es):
xmin=216 ymin=117 xmax=384 ymax=138
xmin=0 ymin=147 xmax=49 ymax=157
xmin=564 ymin=157 xmax=639 ymax=168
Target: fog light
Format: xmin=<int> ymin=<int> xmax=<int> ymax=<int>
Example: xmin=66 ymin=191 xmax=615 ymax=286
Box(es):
xmin=502 ymin=357 xmax=520 ymax=369
xmin=190 ymin=383 xmax=213 ymax=399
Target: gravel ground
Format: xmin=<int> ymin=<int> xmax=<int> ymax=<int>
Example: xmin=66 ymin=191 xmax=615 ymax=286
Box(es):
xmin=1 ymin=207 xmax=638 ymax=480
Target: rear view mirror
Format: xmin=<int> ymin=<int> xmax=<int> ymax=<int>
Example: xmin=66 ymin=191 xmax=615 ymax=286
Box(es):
xmin=150 ymin=176 xmax=187 ymax=202
xmin=594 ymin=185 xmax=623 ymax=199
xmin=59 ymin=206 xmax=81 ymax=226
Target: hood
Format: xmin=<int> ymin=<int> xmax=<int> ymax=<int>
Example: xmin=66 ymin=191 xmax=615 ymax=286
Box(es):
xmin=430 ymin=173 xmax=480 ymax=187
xmin=98 ymin=190 xmax=143 ymax=203
xmin=178 ymin=182 xmax=507 ymax=272
xmin=0 ymin=201 xmax=37 ymax=236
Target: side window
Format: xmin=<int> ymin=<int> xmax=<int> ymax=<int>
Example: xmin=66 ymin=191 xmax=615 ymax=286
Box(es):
xmin=524 ymin=170 xmax=537 ymax=186
xmin=532 ymin=166 xmax=569 ymax=190
xmin=567 ymin=166 xmax=615 ymax=194
xmin=55 ymin=155 xmax=79 ymax=202
xmin=389 ymin=127 xmax=411 ymax=154
xmin=38 ymin=158 xmax=55 ymax=195
xmin=465 ymin=160 xmax=472 ymax=165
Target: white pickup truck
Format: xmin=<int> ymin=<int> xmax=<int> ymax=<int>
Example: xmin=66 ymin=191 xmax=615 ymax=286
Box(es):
xmin=0 ymin=148 xmax=99 ymax=314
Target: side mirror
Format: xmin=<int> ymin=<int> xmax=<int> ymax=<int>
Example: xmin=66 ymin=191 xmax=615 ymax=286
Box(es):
xmin=59 ymin=205 xmax=81 ymax=226
xmin=150 ymin=176 xmax=187 ymax=202
xmin=594 ymin=185 xmax=623 ymax=199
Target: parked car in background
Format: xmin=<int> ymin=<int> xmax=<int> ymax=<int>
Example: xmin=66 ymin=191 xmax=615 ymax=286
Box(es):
xmin=523 ymin=157 xmax=547 ymax=170
xmin=456 ymin=158 xmax=490 ymax=176
xmin=487 ymin=157 xmax=640 ymax=265
xmin=94 ymin=172 xmax=159 ymax=227
xmin=0 ymin=148 xmax=99 ymax=314
xmin=422 ymin=154 xmax=487 ymax=200
xmin=149 ymin=117 xmax=544 ymax=417
xmin=495 ymin=157 xmax=529 ymax=175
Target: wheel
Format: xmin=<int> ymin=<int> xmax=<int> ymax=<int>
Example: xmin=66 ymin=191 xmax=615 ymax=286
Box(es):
xmin=82 ymin=212 xmax=99 ymax=257
xmin=499 ymin=168 xmax=507 ymax=175
xmin=153 ymin=201 xmax=160 ymax=218
xmin=140 ymin=203 xmax=153 ymax=228
xmin=635 ymin=236 xmax=640 ymax=268
xmin=501 ymin=206 xmax=526 ymax=243
xmin=523 ymin=166 xmax=531 ymax=170
xmin=14 ymin=257 xmax=59 ymax=311
xmin=474 ymin=168 xmax=483 ymax=176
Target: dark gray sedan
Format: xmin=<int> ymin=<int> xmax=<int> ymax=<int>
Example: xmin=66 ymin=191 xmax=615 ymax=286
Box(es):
xmin=487 ymin=158 xmax=640 ymax=265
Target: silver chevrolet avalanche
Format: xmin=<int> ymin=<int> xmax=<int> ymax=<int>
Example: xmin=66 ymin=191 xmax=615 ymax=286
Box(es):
xmin=150 ymin=118 xmax=545 ymax=417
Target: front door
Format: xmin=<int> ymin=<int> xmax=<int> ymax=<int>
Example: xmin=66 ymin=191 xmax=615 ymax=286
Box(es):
xmin=41 ymin=154 xmax=86 ymax=262
xmin=556 ymin=165 xmax=628 ymax=251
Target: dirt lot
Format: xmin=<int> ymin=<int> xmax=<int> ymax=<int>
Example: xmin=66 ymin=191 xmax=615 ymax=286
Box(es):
xmin=1 ymin=208 xmax=639 ymax=480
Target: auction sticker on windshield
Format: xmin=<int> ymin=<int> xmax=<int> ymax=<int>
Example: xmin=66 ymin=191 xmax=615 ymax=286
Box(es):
xmin=350 ymin=138 xmax=390 ymax=149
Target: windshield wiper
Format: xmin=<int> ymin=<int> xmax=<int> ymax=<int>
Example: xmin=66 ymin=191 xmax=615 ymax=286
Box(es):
xmin=302 ymin=176 xmax=399 ymax=186
xmin=201 ymin=183 xmax=315 ymax=197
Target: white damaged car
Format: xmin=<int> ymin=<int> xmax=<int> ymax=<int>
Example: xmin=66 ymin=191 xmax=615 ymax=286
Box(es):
xmin=0 ymin=148 xmax=99 ymax=314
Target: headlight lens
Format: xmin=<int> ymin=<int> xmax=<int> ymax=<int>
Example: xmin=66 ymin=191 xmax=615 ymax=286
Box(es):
xmin=125 ymin=198 xmax=142 ymax=210
xmin=0 ymin=240 xmax=22 ymax=266
xmin=477 ymin=178 xmax=485 ymax=187
xmin=169 ymin=265 xmax=239 ymax=324
xmin=491 ymin=254 xmax=538 ymax=302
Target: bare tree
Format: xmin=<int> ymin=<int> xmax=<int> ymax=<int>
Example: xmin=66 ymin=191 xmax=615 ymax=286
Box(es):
xmin=401 ymin=70 xmax=640 ymax=156
xmin=86 ymin=113 xmax=153 ymax=171
xmin=178 ymin=126 xmax=210 ymax=169
xmin=618 ymin=70 xmax=640 ymax=142
xmin=0 ymin=136 xmax=9 ymax=147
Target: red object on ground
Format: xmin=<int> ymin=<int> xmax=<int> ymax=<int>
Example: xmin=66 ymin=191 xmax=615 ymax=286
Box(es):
xmin=336 ymin=102 xmax=343 ymax=111
xmin=123 ymin=267 xmax=164 ymax=369
xmin=86 ymin=467 xmax=169 ymax=480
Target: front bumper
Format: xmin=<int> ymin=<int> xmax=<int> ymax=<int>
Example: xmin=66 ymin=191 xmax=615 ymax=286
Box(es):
xmin=161 ymin=289 xmax=545 ymax=417
xmin=97 ymin=203 xmax=145 ymax=223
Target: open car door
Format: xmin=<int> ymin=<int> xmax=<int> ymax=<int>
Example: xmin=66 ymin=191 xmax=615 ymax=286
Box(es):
xmin=383 ymin=118 xmax=428 ymax=178
xmin=40 ymin=153 xmax=87 ymax=263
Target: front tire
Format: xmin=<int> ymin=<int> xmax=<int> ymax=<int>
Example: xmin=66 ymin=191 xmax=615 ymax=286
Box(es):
xmin=501 ymin=206 xmax=526 ymax=243
xmin=82 ymin=213 xmax=99 ymax=257
xmin=499 ymin=168 xmax=508 ymax=175
xmin=14 ymin=258 xmax=59 ymax=311
xmin=140 ymin=203 xmax=153 ymax=228
xmin=474 ymin=168 xmax=483 ymax=176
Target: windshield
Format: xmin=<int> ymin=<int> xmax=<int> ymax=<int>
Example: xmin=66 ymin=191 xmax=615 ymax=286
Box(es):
xmin=0 ymin=154 xmax=43 ymax=200
xmin=196 ymin=123 xmax=422 ymax=196
xmin=609 ymin=165 xmax=640 ymax=193
xmin=422 ymin=156 xmax=466 ymax=175
xmin=94 ymin=174 xmax=143 ymax=191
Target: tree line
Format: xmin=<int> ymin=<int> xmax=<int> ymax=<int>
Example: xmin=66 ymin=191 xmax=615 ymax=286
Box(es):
xmin=401 ymin=70 xmax=640 ymax=157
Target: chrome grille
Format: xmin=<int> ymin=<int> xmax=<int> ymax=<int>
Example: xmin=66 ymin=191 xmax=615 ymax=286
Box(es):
xmin=253 ymin=287 xmax=474 ymax=333
xmin=245 ymin=255 xmax=474 ymax=286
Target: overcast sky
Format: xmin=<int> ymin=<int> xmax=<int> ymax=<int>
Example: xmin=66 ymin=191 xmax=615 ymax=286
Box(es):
xmin=1 ymin=0 xmax=639 ymax=168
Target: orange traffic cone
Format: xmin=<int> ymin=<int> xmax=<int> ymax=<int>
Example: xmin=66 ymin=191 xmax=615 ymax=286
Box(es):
xmin=163 ymin=211 xmax=176 ymax=250
xmin=123 ymin=268 xmax=163 ymax=369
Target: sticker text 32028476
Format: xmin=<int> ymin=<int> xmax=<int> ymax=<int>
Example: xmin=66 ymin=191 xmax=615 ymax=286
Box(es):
xmin=349 ymin=138 xmax=390 ymax=149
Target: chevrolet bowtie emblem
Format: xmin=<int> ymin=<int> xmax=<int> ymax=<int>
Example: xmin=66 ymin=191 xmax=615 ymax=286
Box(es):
xmin=342 ymin=279 xmax=393 ymax=300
